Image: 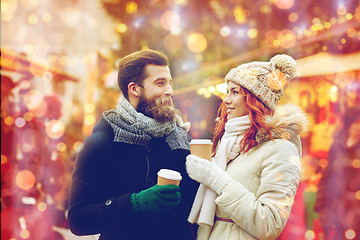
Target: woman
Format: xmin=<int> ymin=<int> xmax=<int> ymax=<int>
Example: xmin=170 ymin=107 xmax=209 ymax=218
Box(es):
xmin=186 ymin=54 xmax=308 ymax=240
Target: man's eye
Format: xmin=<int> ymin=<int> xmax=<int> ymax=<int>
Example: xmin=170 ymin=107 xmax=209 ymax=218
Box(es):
xmin=156 ymin=81 xmax=164 ymax=86
xmin=233 ymin=90 xmax=238 ymax=95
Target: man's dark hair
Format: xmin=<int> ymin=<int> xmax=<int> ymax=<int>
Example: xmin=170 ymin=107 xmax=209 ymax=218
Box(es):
xmin=117 ymin=49 xmax=169 ymax=99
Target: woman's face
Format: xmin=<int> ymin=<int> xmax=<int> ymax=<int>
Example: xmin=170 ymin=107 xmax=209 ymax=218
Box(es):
xmin=224 ymin=81 xmax=247 ymax=119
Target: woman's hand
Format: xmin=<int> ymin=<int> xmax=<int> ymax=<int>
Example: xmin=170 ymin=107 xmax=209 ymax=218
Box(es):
xmin=186 ymin=154 xmax=232 ymax=194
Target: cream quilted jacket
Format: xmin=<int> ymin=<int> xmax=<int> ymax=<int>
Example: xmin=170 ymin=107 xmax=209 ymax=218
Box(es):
xmin=197 ymin=104 xmax=307 ymax=240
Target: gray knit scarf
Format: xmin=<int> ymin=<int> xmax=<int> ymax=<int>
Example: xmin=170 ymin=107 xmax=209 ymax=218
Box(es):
xmin=103 ymin=95 xmax=190 ymax=150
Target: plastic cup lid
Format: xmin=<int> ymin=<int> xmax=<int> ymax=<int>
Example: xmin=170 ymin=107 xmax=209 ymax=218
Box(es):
xmin=157 ymin=169 xmax=182 ymax=180
xmin=190 ymin=139 xmax=213 ymax=144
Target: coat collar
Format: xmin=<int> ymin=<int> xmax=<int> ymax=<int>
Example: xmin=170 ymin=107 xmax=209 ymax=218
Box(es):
xmin=256 ymin=104 xmax=308 ymax=155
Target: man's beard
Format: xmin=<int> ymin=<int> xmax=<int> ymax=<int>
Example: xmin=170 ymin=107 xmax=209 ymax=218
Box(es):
xmin=137 ymin=95 xmax=179 ymax=123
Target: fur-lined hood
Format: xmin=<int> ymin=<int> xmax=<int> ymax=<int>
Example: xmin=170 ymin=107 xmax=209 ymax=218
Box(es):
xmin=256 ymin=104 xmax=308 ymax=155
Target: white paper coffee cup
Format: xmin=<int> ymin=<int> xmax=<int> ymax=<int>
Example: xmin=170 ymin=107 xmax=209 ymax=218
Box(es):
xmin=157 ymin=169 xmax=182 ymax=186
xmin=190 ymin=139 xmax=213 ymax=161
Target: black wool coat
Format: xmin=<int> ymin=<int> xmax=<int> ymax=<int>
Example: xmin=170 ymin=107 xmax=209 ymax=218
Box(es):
xmin=68 ymin=116 xmax=199 ymax=240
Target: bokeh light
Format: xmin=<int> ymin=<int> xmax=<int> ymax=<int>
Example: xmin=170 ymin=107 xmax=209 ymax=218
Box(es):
xmin=20 ymin=229 xmax=30 ymax=239
xmin=4 ymin=116 xmax=15 ymax=126
xmin=187 ymin=33 xmax=207 ymax=53
xmin=16 ymin=170 xmax=36 ymax=190
xmin=15 ymin=117 xmax=26 ymax=128
xmin=116 ymin=23 xmax=127 ymax=33
xmin=345 ymin=229 xmax=356 ymax=240
xmin=126 ymin=1 xmax=137 ymax=14
xmin=160 ymin=11 xmax=180 ymax=31
xmin=37 ymin=202 xmax=47 ymax=212
xmin=1 ymin=154 xmax=8 ymax=164
xmin=276 ymin=0 xmax=295 ymax=9
xmin=46 ymin=120 xmax=65 ymax=139
xmin=305 ymin=230 xmax=315 ymax=240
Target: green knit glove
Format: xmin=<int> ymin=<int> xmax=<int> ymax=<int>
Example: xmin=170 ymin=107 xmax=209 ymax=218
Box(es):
xmin=131 ymin=185 xmax=181 ymax=214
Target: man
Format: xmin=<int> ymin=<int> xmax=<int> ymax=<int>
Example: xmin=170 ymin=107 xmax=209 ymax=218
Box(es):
xmin=68 ymin=50 xmax=198 ymax=240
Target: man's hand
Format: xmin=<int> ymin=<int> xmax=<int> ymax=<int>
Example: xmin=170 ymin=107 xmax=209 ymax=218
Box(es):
xmin=131 ymin=185 xmax=181 ymax=214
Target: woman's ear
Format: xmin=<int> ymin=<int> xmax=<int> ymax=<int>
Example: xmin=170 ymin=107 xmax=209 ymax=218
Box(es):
xmin=128 ymin=82 xmax=140 ymax=97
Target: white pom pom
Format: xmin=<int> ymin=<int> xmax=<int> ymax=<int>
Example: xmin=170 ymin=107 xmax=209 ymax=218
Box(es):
xmin=270 ymin=54 xmax=297 ymax=79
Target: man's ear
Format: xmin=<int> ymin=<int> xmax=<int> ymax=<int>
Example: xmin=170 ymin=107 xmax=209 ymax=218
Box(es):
xmin=128 ymin=82 xmax=140 ymax=97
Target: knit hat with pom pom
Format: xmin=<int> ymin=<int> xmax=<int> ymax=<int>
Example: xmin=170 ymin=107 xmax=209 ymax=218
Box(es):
xmin=225 ymin=54 xmax=298 ymax=108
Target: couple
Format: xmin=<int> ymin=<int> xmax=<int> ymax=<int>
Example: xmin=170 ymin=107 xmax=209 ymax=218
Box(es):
xmin=68 ymin=50 xmax=307 ymax=240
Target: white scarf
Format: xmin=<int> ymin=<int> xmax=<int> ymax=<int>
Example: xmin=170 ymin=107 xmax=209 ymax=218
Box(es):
xmin=188 ymin=115 xmax=251 ymax=226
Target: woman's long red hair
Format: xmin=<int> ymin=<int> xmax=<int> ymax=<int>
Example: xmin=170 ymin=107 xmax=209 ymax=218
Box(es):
xmin=212 ymin=86 xmax=274 ymax=156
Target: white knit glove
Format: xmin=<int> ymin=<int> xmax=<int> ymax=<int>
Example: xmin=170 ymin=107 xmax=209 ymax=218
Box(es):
xmin=186 ymin=154 xmax=233 ymax=195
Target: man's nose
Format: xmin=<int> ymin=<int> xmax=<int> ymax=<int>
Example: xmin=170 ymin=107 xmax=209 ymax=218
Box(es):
xmin=164 ymin=83 xmax=174 ymax=96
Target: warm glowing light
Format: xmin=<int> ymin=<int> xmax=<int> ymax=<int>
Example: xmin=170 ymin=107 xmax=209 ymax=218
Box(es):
xmin=289 ymin=12 xmax=299 ymax=22
xmin=347 ymin=28 xmax=357 ymax=38
xmin=84 ymin=104 xmax=95 ymax=114
xmin=330 ymin=18 xmax=337 ymax=24
xmin=319 ymin=159 xmax=328 ymax=168
xmin=163 ymin=34 xmax=184 ymax=52
xmin=346 ymin=13 xmax=353 ymax=20
xmin=84 ymin=114 xmax=96 ymax=126
xmin=61 ymin=8 xmax=80 ymax=27
xmin=278 ymin=29 xmax=296 ymax=48
xmin=16 ymin=170 xmax=36 ymax=190
xmin=38 ymin=202 xmax=47 ymax=212
xmin=273 ymin=39 xmax=280 ymax=47
xmin=22 ymin=144 xmax=32 ymax=153
xmin=1 ymin=155 xmax=8 ymax=164
xmin=2 ymin=0 xmax=17 ymax=14
xmin=322 ymin=46 xmax=328 ymax=51
xmin=247 ymin=28 xmax=258 ymax=39
xmin=305 ymin=230 xmax=315 ymax=240
xmin=74 ymin=141 xmax=83 ymax=151
xmin=175 ymin=0 xmax=188 ymax=5
xmin=337 ymin=5 xmax=347 ymax=15
xmin=56 ymin=142 xmax=67 ymax=152
xmin=220 ymin=26 xmax=231 ymax=37
xmin=197 ymin=88 xmax=207 ymax=95
xmin=24 ymin=90 xmax=48 ymax=117
xmin=234 ymin=6 xmax=247 ymax=24
xmin=46 ymin=120 xmax=65 ymax=139
xmin=116 ymin=23 xmax=127 ymax=33
xmin=352 ymin=159 xmax=360 ymax=168
xmin=160 ymin=11 xmax=180 ymax=31
xmin=4 ymin=116 xmax=15 ymax=126
xmin=28 ymin=14 xmax=39 ymax=24
xmin=330 ymin=86 xmax=338 ymax=102
xmin=324 ymin=22 xmax=331 ymax=29
xmin=187 ymin=33 xmax=207 ymax=53
xmin=20 ymin=229 xmax=30 ymax=239
xmin=126 ymin=1 xmax=138 ymax=14
xmin=355 ymin=191 xmax=360 ymax=200
xmin=276 ymin=0 xmax=295 ymax=9
xmin=259 ymin=5 xmax=271 ymax=13
xmin=23 ymin=112 xmax=34 ymax=121
xmin=42 ymin=12 xmax=52 ymax=22
xmin=345 ymin=229 xmax=356 ymax=239
xmin=29 ymin=0 xmax=40 ymax=6
xmin=265 ymin=29 xmax=280 ymax=47
xmin=15 ymin=118 xmax=26 ymax=128
xmin=340 ymin=38 xmax=346 ymax=44
xmin=208 ymin=86 xmax=216 ymax=93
